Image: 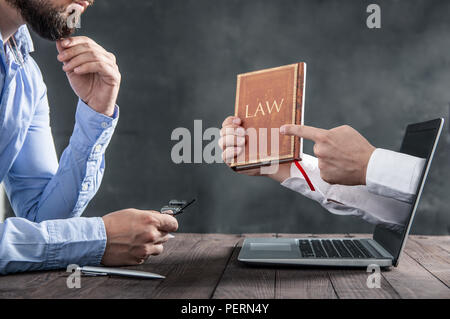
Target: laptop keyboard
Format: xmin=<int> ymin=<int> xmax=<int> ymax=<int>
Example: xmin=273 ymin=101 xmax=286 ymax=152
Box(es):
xmin=298 ymin=239 xmax=377 ymax=259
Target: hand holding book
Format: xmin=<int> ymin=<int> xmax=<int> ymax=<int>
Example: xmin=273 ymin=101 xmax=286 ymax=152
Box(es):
xmin=219 ymin=62 xmax=306 ymax=181
xmin=230 ymin=63 xmax=306 ymax=171
xmin=219 ymin=115 xmax=292 ymax=182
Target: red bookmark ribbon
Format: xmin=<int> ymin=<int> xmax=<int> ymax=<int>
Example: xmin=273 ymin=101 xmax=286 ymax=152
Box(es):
xmin=294 ymin=160 xmax=315 ymax=191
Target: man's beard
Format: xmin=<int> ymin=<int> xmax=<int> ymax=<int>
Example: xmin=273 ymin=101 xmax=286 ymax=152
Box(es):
xmin=5 ymin=0 xmax=93 ymax=41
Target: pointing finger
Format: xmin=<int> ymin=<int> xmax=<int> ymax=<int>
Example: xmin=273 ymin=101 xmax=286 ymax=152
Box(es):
xmin=280 ymin=124 xmax=327 ymax=142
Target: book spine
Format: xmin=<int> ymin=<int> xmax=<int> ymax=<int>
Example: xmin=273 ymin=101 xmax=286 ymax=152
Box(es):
xmin=294 ymin=62 xmax=306 ymax=160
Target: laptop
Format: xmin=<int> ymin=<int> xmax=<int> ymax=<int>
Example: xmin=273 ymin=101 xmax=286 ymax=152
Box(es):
xmin=238 ymin=118 xmax=444 ymax=267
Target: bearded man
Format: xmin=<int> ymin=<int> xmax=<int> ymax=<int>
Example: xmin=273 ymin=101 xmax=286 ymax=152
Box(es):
xmin=0 ymin=0 xmax=178 ymax=274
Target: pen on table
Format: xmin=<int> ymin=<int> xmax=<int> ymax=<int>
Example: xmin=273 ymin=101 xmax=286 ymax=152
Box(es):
xmin=77 ymin=266 xmax=165 ymax=279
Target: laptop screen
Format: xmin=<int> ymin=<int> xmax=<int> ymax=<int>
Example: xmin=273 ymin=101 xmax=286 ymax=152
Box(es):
xmin=373 ymin=118 xmax=444 ymax=266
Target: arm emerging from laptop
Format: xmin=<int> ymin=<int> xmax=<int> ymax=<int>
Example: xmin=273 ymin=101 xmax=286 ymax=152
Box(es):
xmin=219 ymin=116 xmax=425 ymax=231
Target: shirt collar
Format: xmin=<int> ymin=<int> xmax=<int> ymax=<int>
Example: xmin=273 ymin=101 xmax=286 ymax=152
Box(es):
xmin=13 ymin=25 xmax=35 ymax=56
xmin=0 ymin=25 xmax=35 ymax=57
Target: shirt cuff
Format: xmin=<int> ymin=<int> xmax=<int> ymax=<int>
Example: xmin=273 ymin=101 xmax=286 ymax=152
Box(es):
xmin=45 ymin=217 xmax=107 ymax=269
xmin=366 ymin=148 xmax=425 ymax=203
xmin=279 ymin=153 xmax=414 ymax=231
xmin=69 ymin=99 xmax=119 ymax=153
xmin=280 ymin=154 xmax=318 ymax=181
xmin=280 ymin=154 xmax=329 ymax=202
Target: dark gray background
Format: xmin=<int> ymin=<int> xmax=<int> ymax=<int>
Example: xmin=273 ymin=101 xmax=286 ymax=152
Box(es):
xmin=15 ymin=0 xmax=450 ymax=234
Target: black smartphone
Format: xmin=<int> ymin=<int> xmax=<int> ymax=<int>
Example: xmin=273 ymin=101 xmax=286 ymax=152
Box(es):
xmin=160 ymin=199 xmax=196 ymax=216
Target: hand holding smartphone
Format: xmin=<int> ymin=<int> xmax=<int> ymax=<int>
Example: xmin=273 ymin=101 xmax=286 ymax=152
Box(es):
xmin=160 ymin=199 xmax=196 ymax=216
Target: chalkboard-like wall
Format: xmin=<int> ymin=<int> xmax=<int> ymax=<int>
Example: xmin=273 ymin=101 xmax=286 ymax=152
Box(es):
xmin=21 ymin=0 xmax=449 ymax=234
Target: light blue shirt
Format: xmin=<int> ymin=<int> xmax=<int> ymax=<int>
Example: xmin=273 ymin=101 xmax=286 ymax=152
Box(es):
xmin=0 ymin=26 xmax=118 ymax=274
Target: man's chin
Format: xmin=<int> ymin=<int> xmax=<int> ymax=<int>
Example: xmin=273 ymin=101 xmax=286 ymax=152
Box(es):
xmin=31 ymin=25 xmax=75 ymax=41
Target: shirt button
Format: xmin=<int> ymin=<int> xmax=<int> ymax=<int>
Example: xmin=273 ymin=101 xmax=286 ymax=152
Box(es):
xmin=101 ymin=122 xmax=108 ymax=129
xmin=94 ymin=145 xmax=102 ymax=153
xmin=81 ymin=183 xmax=89 ymax=191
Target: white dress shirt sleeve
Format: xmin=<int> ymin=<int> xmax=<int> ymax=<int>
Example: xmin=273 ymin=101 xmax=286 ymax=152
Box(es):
xmin=366 ymin=148 xmax=426 ymax=203
xmin=280 ymin=150 xmax=425 ymax=231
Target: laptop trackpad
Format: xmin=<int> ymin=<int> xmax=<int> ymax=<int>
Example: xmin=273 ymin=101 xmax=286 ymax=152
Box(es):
xmin=246 ymin=242 xmax=301 ymax=259
xmin=250 ymin=243 xmax=292 ymax=251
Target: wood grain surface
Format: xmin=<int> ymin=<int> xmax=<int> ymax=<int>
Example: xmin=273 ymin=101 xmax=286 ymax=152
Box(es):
xmin=0 ymin=234 xmax=448 ymax=299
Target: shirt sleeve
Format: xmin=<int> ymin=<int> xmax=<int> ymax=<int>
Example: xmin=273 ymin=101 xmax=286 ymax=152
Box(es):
xmin=365 ymin=148 xmax=425 ymax=203
xmin=3 ymin=84 xmax=119 ymax=222
xmin=281 ymin=154 xmax=412 ymax=232
xmin=0 ymin=216 xmax=106 ymax=274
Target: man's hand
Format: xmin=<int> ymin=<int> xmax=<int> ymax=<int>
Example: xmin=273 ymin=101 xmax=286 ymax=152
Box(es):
xmin=219 ymin=116 xmax=291 ymax=182
xmin=56 ymin=36 xmax=121 ymax=117
xmin=280 ymin=124 xmax=376 ymax=185
xmin=101 ymin=209 xmax=178 ymax=266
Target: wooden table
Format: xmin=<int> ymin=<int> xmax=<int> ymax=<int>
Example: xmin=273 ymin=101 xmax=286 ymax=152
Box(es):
xmin=0 ymin=234 xmax=449 ymax=299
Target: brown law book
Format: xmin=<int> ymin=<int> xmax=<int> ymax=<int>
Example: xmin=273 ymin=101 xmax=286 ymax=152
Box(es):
xmin=231 ymin=62 xmax=306 ymax=171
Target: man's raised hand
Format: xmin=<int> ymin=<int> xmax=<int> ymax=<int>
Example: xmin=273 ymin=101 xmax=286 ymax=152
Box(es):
xmin=57 ymin=36 xmax=121 ymax=117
